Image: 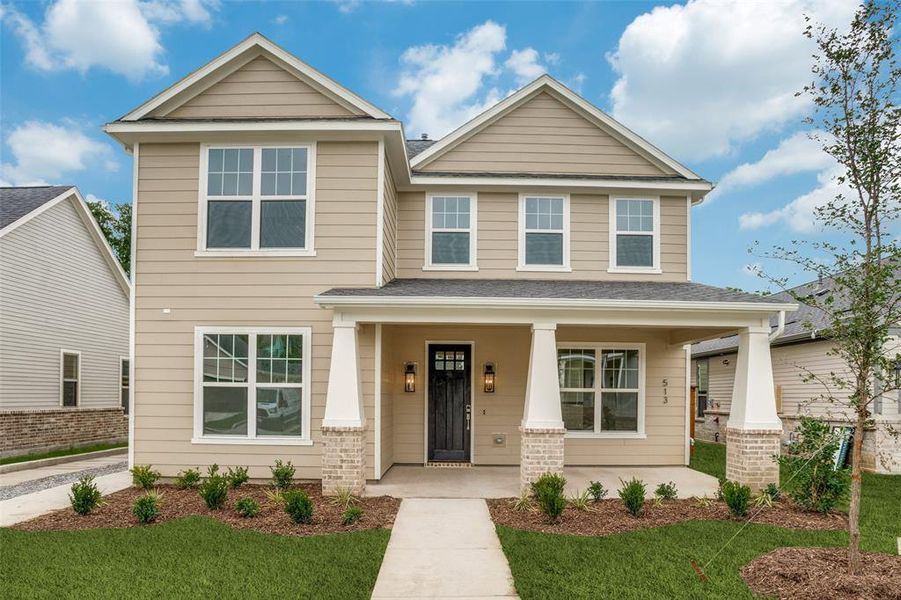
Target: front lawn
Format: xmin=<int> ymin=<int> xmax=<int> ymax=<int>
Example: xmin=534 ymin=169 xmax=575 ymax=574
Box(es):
xmin=0 ymin=517 xmax=389 ymax=599
xmin=0 ymin=441 xmax=127 ymax=466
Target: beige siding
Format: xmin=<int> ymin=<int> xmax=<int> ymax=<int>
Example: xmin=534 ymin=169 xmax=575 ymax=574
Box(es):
xmin=419 ymin=92 xmax=674 ymax=176
xmin=706 ymin=354 xmax=736 ymax=412
xmin=396 ymin=191 xmax=688 ymax=281
xmin=379 ymin=325 xmax=395 ymax=476
xmin=163 ymin=57 xmax=361 ymax=120
xmin=133 ymin=141 xmax=379 ymax=479
xmin=0 ymin=199 xmax=129 ymax=410
xmin=385 ymin=324 xmax=686 ymax=467
xmin=382 ymin=158 xmax=398 ymax=285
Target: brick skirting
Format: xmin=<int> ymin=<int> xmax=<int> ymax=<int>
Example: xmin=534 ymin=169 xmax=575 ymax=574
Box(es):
xmin=320 ymin=425 xmax=366 ymax=496
xmin=519 ymin=426 xmax=565 ymax=492
xmin=0 ymin=407 xmax=127 ymax=458
xmin=725 ymin=427 xmax=781 ymax=492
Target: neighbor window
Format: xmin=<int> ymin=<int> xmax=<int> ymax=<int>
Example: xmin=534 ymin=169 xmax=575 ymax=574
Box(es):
xmin=611 ymin=197 xmax=658 ymax=270
xmin=557 ymin=345 xmax=644 ymax=435
xmin=195 ymin=328 xmax=311 ymax=442
xmin=61 ymin=352 xmax=80 ymax=407
xmin=520 ymin=195 xmax=568 ymax=269
xmin=426 ymin=194 xmax=476 ymax=268
xmin=203 ymin=145 xmax=313 ymax=253
xmin=120 ymin=358 xmax=130 ymax=415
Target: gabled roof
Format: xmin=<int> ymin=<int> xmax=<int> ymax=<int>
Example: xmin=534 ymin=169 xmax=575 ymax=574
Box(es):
xmin=410 ymin=75 xmax=701 ymax=181
xmin=0 ymin=186 xmax=130 ymax=296
xmin=117 ymin=32 xmax=392 ymax=122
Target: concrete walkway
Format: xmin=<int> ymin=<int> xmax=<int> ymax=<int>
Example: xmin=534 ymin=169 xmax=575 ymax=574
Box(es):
xmin=371 ymin=498 xmax=518 ymax=599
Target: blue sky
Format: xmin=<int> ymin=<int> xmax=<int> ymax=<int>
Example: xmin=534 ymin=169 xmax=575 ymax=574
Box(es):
xmin=0 ymin=0 xmax=869 ymax=290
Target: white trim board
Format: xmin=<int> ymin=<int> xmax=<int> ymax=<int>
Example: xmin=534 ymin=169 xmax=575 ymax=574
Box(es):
xmin=423 ymin=192 xmax=479 ymax=271
xmin=517 ymin=193 xmax=571 ymax=272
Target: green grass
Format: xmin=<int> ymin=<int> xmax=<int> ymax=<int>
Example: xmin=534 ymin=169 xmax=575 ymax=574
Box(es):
xmin=688 ymin=440 xmax=726 ymax=481
xmin=0 ymin=442 xmax=127 ymax=466
xmin=0 ymin=517 xmax=390 ymax=599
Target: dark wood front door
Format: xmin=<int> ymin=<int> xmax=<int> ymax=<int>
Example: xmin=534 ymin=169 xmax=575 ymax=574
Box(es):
xmin=428 ymin=344 xmax=471 ymax=462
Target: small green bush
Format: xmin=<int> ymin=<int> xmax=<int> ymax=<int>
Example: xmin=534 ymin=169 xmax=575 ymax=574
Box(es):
xmin=265 ymin=488 xmax=285 ymax=506
xmin=777 ymin=417 xmax=850 ymax=513
xmin=568 ymin=489 xmax=592 ymax=511
xmin=587 ymin=480 xmax=607 ymax=502
xmin=720 ymin=480 xmax=752 ymax=517
xmin=132 ymin=491 xmax=161 ymax=524
xmin=174 ymin=468 xmax=201 ymax=490
xmin=510 ymin=491 xmax=533 ymax=512
xmin=226 ymin=466 xmax=249 ymax=489
xmin=198 ymin=464 xmax=229 ymax=510
xmin=234 ymin=496 xmax=260 ymax=518
xmin=618 ymin=478 xmax=646 ymax=517
xmin=129 ymin=465 xmax=160 ymax=489
xmin=330 ymin=487 xmax=359 ymax=510
xmin=342 ymin=505 xmax=363 ymax=525
xmin=530 ymin=473 xmax=567 ymax=522
xmin=764 ymin=482 xmax=781 ymax=501
xmin=654 ymin=481 xmax=678 ymax=501
xmin=283 ymin=490 xmax=314 ymax=524
xmin=271 ymin=459 xmax=295 ymax=491
xmin=69 ymin=475 xmax=103 ymax=516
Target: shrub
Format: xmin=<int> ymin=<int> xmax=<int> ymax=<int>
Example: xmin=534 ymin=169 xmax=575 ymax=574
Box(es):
xmin=132 ymin=491 xmax=161 ymax=524
xmin=618 ymin=478 xmax=646 ymax=517
xmin=174 ymin=468 xmax=201 ymax=490
xmin=764 ymin=482 xmax=781 ymax=501
xmin=510 ymin=491 xmax=533 ymax=512
xmin=777 ymin=417 xmax=850 ymax=513
xmin=568 ymin=489 xmax=592 ymax=512
xmin=530 ymin=473 xmax=567 ymax=522
xmin=198 ymin=464 xmax=229 ymax=510
xmin=330 ymin=487 xmax=359 ymax=510
xmin=129 ymin=465 xmax=160 ymax=489
xmin=69 ymin=475 xmax=103 ymax=516
xmin=226 ymin=466 xmax=249 ymax=489
xmin=753 ymin=483 xmax=781 ymax=508
xmin=720 ymin=480 xmax=752 ymax=517
xmin=587 ymin=480 xmax=607 ymax=502
xmin=654 ymin=481 xmax=678 ymax=501
xmin=342 ymin=505 xmax=363 ymax=525
xmin=283 ymin=490 xmax=314 ymax=524
xmin=265 ymin=488 xmax=285 ymax=506
xmin=271 ymin=459 xmax=295 ymax=491
xmin=235 ymin=496 xmax=260 ymax=518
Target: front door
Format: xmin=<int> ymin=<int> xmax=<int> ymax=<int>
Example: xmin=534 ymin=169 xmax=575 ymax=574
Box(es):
xmin=428 ymin=344 xmax=472 ymax=462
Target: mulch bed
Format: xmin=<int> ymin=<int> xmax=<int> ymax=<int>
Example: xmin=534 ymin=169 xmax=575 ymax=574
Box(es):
xmin=487 ymin=497 xmax=847 ymax=536
xmin=13 ymin=483 xmax=400 ymax=537
xmin=741 ymin=547 xmax=901 ymax=600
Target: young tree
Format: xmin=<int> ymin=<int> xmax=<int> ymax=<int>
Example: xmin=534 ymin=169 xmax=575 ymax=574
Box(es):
xmin=757 ymin=0 xmax=899 ymax=573
xmin=86 ymin=199 xmax=132 ymax=275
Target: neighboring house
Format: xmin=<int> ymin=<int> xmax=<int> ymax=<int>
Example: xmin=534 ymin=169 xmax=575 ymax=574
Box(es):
xmin=105 ymin=33 xmax=797 ymax=493
xmin=692 ymin=273 xmax=901 ymax=474
xmin=0 ymin=186 xmax=130 ymax=458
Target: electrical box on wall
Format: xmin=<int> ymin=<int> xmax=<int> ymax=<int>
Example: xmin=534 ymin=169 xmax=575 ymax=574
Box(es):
xmin=492 ymin=433 xmax=506 ymax=448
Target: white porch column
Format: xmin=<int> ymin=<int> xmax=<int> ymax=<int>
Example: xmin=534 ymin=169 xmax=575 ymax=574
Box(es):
xmin=726 ymin=326 xmax=782 ymax=491
xmin=520 ymin=322 xmax=565 ymax=491
xmin=321 ymin=320 xmax=366 ymax=495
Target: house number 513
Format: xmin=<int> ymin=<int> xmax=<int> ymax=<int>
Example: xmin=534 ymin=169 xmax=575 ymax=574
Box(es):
xmin=662 ymin=379 xmax=668 ymax=404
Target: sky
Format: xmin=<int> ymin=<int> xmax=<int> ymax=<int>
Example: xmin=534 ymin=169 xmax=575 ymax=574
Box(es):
xmin=0 ymin=0 xmax=875 ymax=290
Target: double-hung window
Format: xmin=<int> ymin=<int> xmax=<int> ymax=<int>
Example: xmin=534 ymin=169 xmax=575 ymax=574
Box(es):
xmin=120 ymin=358 xmax=130 ymax=414
xmin=194 ymin=327 xmax=311 ymax=444
xmin=201 ymin=144 xmax=315 ymax=255
xmin=519 ymin=195 xmax=569 ymax=270
xmin=557 ymin=344 xmax=645 ymax=436
xmin=426 ymin=194 xmax=477 ymax=269
xmin=610 ymin=197 xmax=659 ymax=271
xmin=61 ymin=351 xmax=80 ymax=407
xmin=695 ymin=359 xmax=709 ymax=418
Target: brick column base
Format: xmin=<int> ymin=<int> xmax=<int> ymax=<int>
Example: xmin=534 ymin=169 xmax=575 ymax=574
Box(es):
xmin=321 ymin=425 xmax=366 ymax=496
xmin=520 ymin=426 xmax=565 ymax=492
xmin=726 ymin=426 xmax=781 ymax=492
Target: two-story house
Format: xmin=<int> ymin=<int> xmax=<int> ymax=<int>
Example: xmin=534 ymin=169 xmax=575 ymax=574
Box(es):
xmin=105 ymin=33 xmax=796 ymax=494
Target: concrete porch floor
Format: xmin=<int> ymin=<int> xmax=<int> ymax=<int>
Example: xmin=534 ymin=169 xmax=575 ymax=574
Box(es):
xmin=365 ymin=465 xmax=718 ymax=499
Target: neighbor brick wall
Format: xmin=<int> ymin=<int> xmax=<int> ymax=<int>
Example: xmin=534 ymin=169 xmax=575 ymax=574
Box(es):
xmin=321 ymin=425 xmax=366 ymax=495
xmin=0 ymin=408 xmax=127 ymax=458
xmin=520 ymin=426 xmax=565 ymax=492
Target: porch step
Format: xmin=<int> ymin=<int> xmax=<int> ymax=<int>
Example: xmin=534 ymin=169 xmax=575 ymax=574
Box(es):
xmin=426 ymin=461 xmax=472 ymax=468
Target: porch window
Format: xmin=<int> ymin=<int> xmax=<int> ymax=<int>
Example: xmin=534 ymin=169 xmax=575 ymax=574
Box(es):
xmin=194 ymin=328 xmax=311 ymax=444
xmin=610 ymin=197 xmax=658 ymax=271
xmin=426 ymin=194 xmax=476 ymax=269
xmin=519 ymin=195 xmax=569 ymax=270
xmin=558 ymin=344 xmax=644 ymax=435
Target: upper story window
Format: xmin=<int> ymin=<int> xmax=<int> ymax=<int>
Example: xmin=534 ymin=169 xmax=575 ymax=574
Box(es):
xmin=610 ymin=197 xmax=659 ymax=272
xmin=518 ymin=194 xmax=570 ymax=271
xmin=425 ymin=194 xmax=477 ymax=270
xmin=200 ymin=144 xmax=315 ymax=256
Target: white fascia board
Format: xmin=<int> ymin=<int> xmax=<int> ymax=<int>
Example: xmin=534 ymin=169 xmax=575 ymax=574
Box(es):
xmin=104 ymin=120 xmax=403 ymax=134
xmin=408 ymin=174 xmax=713 ymax=193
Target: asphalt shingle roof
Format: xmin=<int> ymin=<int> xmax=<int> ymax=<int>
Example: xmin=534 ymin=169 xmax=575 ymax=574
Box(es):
xmin=0 ymin=186 xmax=73 ymax=229
xmin=406 ymin=138 xmax=437 ymax=159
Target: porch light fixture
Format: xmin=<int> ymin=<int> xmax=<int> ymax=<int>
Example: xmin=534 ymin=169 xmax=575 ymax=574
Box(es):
xmin=404 ymin=362 xmax=416 ymax=393
xmin=483 ymin=362 xmax=496 ymax=393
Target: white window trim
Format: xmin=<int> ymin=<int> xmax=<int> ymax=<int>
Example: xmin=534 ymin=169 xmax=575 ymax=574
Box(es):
xmin=517 ymin=193 xmax=571 ymax=272
xmin=423 ymin=192 xmax=478 ymax=271
xmin=608 ymin=196 xmax=661 ymax=274
xmin=192 ymin=326 xmax=313 ymax=446
xmin=556 ymin=342 xmax=646 ymax=439
xmin=196 ymin=143 xmax=317 ymax=257
xmin=59 ymin=349 xmax=81 ymax=407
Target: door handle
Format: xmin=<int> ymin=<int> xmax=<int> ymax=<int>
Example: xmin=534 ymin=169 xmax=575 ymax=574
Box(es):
xmin=465 ymin=404 xmax=471 ymax=431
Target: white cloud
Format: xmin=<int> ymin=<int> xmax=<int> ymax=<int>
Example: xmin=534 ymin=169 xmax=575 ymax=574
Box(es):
xmin=505 ymin=48 xmax=547 ymax=84
xmin=332 ymin=0 xmax=361 ymax=13
xmin=739 ymin=165 xmax=845 ymax=232
xmin=1 ymin=121 xmax=118 ymax=186
xmin=544 ymin=52 xmax=560 ymax=66
xmin=607 ymin=0 xmax=856 ymax=161
xmin=569 ymin=72 xmax=586 ymax=94
xmin=141 ymin=0 xmax=218 ymax=25
xmin=273 ymin=14 xmax=289 ymax=25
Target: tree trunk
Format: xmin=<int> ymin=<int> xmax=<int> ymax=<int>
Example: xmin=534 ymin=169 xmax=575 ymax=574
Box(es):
xmin=848 ymin=408 xmax=866 ymax=573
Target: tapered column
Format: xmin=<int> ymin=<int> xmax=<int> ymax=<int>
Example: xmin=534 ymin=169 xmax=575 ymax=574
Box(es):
xmin=520 ymin=322 xmax=565 ymax=491
xmin=726 ymin=326 xmax=782 ymax=491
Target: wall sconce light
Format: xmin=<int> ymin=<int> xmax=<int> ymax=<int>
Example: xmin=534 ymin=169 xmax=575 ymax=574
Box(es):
xmin=722 ymin=359 xmax=730 ymax=366
xmin=483 ymin=362 xmax=496 ymax=393
xmin=404 ymin=362 xmax=416 ymax=393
